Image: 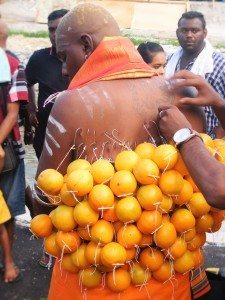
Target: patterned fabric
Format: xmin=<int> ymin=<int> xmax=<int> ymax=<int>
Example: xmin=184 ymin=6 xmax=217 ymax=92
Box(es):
xmin=174 ymin=51 xmax=225 ymax=137
xmin=190 ymin=265 xmax=211 ymax=299
xmin=0 ymin=53 xmax=28 ymax=159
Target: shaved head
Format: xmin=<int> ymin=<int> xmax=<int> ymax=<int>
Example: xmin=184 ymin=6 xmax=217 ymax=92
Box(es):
xmin=56 ymin=3 xmax=120 ymax=79
xmin=56 ymin=3 xmax=120 ymax=48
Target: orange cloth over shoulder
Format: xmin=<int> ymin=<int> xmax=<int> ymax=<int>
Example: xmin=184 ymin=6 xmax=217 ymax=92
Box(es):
xmin=68 ymin=36 xmax=157 ymax=90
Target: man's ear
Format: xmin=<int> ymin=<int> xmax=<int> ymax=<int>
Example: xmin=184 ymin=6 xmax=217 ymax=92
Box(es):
xmin=204 ymin=28 xmax=207 ymax=38
xmin=80 ymin=34 xmax=93 ymax=59
xmin=176 ymin=28 xmax=179 ymax=38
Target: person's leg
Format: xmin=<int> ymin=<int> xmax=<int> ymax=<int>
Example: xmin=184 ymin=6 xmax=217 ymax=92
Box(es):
xmin=0 ymin=223 xmax=19 ymax=282
xmin=5 ymin=218 xmax=15 ymax=251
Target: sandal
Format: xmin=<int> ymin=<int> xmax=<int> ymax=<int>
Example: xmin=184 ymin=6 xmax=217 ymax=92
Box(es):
xmin=38 ymin=254 xmax=53 ymax=269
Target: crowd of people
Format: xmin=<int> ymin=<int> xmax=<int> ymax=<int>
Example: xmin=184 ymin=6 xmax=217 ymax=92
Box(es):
xmin=0 ymin=2 xmax=225 ymax=299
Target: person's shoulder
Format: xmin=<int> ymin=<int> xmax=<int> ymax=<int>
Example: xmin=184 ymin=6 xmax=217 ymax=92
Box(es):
xmin=28 ymin=48 xmax=51 ymax=61
xmin=6 ymin=52 xmax=20 ymax=74
xmin=212 ymin=50 xmax=225 ymax=62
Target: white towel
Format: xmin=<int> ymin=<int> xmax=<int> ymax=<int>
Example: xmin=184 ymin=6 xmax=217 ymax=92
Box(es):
xmin=165 ymin=40 xmax=214 ymax=79
xmin=0 ymin=47 xmax=11 ymax=83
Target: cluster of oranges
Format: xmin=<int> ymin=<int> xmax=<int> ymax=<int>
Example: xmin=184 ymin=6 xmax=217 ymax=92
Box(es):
xmin=30 ymin=134 xmax=225 ymax=292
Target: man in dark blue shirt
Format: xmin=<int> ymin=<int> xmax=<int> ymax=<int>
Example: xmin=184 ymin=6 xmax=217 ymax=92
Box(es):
xmin=25 ymin=9 xmax=69 ymax=159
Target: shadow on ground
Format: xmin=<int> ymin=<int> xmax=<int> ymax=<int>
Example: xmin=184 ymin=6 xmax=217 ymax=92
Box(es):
xmin=0 ymin=225 xmax=52 ymax=300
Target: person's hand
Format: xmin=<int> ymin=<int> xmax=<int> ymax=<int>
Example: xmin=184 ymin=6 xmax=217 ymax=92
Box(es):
xmin=24 ymin=129 xmax=34 ymax=145
xmin=158 ymin=105 xmax=192 ymax=141
xmin=168 ymin=70 xmax=223 ymax=107
xmin=29 ymin=111 xmax=39 ymax=127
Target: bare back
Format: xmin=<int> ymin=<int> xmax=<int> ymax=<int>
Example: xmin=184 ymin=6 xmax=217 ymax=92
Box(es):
xmin=37 ymin=76 xmax=205 ymax=175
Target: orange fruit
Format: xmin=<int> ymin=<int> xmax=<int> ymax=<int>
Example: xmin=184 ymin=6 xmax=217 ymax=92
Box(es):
xmin=113 ymin=221 xmax=124 ymax=233
xmin=50 ymin=205 xmax=76 ymax=231
xmin=166 ymin=237 xmax=187 ymax=260
xmin=139 ymin=247 xmax=164 ymax=271
xmin=173 ymin=250 xmax=195 ymax=273
xmin=30 ymin=214 xmax=53 ymax=238
xmin=170 ymin=208 xmax=196 ymax=233
xmin=66 ymin=170 xmax=93 ymax=196
xmin=61 ymin=254 xmax=79 ymax=273
xmin=126 ymin=247 xmax=136 ymax=262
xmin=101 ymin=242 xmax=127 ymax=267
xmin=91 ymin=159 xmax=115 ymax=184
xmin=67 ymin=159 xmax=91 ymax=175
xmin=115 ymin=196 xmax=142 ymax=223
xmin=196 ymin=214 xmax=214 ymax=233
xmin=88 ymin=184 xmax=114 ymax=211
xmin=73 ymin=201 xmax=99 ymax=227
xmin=154 ymin=222 xmax=177 ymax=249
xmin=184 ymin=175 xmax=200 ymax=192
xmin=44 ymin=232 xmax=61 ymax=258
xmin=188 ymin=193 xmax=211 ymax=217
xmin=158 ymin=194 xmax=174 ymax=214
xmin=102 ymin=199 xmax=119 ymax=222
xmin=114 ymin=150 xmax=140 ymax=171
xmin=136 ymin=184 xmax=162 ymax=210
xmin=106 ymin=268 xmax=131 ymax=292
xmin=117 ymin=224 xmax=142 ymax=249
xmin=140 ymin=234 xmax=153 ymax=248
xmin=215 ymin=146 xmax=225 ymax=163
xmin=200 ymin=133 xmax=214 ymax=148
xmin=152 ymin=260 xmax=173 ymax=282
xmin=152 ymin=144 xmax=178 ymax=171
xmin=71 ymin=244 xmax=90 ymax=269
xmin=85 ymin=241 xmax=102 ymax=265
xmin=133 ymin=159 xmax=159 ymax=185
xmin=130 ymin=262 xmax=151 ymax=285
xmin=77 ymin=226 xmax=91 ymax=241
xmin=187 ymin=233 xmax=206 ymax=251
xmin=55 ymin=231 xmax=81 ymax=253
xmin=213 ymin=138 xmax=225 ymax=150
xmin=37 ymin=169 xmax=64 ymax=195
xmin=135 ymin=142 xmax=156 ymax=159
xmin=109 ymin=170 xmax=137 ymax=197
xmin=173 ymin=179 xmax=193 ymax=205
xmin=79 ymin=267 xmax=102 ymax=288
xmin=159 ymin=170 xmax=184 ymax=196
xmin=137 ymin=210 xmax=162 ymax=234
xmin=173 ymin=153 xmax=189 ymax=176
xmin=162 ymin=214 xmax=170 ymax=223
xmin=192 ymin=248 xmax=204 ymax=268
xmin=91 ymin=220 xmax=114 ymax=245
xmin=182 ymin=227 xmax=196 ymax=242
xmin=60 ymin=183 xmax=79 ymax=207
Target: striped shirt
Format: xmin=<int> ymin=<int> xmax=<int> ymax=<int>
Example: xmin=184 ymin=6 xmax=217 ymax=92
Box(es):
xmin=175 ymin=51 xmax=225 ymax=137
xmin=0 ymin=53 xmax=28 ymax=159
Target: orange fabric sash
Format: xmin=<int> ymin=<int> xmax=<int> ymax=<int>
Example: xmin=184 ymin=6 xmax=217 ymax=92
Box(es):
xmin=68 ymin=36 xmax=157 ymax=90
xmin=49 ymin=260 xmax=191 ymax=300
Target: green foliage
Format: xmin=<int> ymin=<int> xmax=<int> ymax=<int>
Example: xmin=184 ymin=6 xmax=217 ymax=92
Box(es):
xmin=9 ymin=30 xmax=48 ymax=38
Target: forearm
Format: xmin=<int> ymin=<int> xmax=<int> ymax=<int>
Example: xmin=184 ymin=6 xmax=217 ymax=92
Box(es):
xmin=0 ymin=113 xmax=18 ymax=144
xmin=27 ymin=86 xmax=37 ymax=113
xmin=212 ymin=98 xmax=225 ymax=130
xmin=180 ymin=137 xmax=225 ymax=209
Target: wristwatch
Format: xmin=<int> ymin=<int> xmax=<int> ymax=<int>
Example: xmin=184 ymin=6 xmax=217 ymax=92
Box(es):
xmin=173 ymin=128 xmax=202 ymax=148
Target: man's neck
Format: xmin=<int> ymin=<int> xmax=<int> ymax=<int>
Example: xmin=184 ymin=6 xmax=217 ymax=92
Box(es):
xmin=181 ymin=41 xmax=205 ymax=69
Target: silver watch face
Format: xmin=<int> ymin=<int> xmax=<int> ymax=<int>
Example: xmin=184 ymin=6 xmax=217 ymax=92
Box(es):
xmin=173 ymin=128 xmax=192 ymax=144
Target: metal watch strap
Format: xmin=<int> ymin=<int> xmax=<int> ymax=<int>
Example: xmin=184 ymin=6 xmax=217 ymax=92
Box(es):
xmin=176 ymin=130 xmax=203 ymax=149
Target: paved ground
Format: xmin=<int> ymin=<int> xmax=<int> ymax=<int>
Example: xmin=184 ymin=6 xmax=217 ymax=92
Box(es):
xmin=0 ymin=225 xmax=52 ymax=300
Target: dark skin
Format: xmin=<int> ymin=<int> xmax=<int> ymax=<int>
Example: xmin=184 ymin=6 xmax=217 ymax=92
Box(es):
xmin=176 ymin=18 xmax=207 ymax=69
xmin=158 ymin=70 xmax=225 ymax=209
xmin=36 ymin=7 xmax=204 ymax=214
